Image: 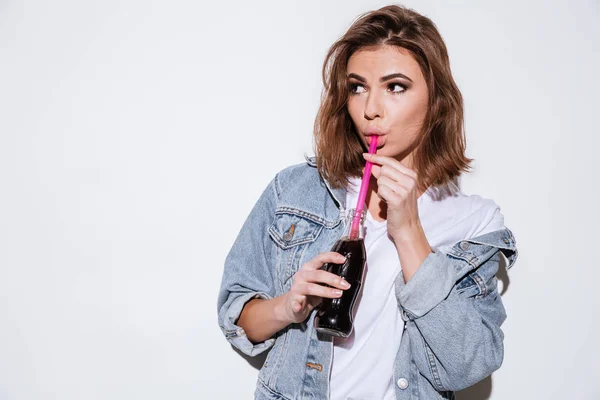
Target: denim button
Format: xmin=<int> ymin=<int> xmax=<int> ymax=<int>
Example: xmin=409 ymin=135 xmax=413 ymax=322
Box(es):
xmin=459 ymin=241 xmax=470 ymax=251
xmin=396 ymin=378 xmax=409 ymax=389
xmin=400 ymin=309 xmax=410 ymax=322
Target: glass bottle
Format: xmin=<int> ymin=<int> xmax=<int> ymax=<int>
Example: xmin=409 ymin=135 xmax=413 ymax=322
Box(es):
xmin=314 ymin=208 xmax=366 ymax=337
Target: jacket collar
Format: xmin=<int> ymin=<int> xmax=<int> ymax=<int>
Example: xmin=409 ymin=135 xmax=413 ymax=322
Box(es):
xmin=304 ymin=154 xmax=346 ymax=211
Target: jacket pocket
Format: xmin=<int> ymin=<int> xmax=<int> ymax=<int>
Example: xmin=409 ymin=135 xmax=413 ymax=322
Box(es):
xmin=268 ymin=208 xmax=325 ymax=287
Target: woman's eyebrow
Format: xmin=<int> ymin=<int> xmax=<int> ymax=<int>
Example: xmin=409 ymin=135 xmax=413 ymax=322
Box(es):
xmin=347 ymin=72 xmax=413 ymax=83
xmin=381 ymin=72 xmax=413 ymax=83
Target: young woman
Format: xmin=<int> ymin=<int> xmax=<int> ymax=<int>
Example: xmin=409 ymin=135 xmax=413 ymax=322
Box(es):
xmin=217 ymin=5 xmax=518 ymax=400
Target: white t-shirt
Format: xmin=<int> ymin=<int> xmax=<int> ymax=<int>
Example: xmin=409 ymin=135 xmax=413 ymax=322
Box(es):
xmin=329 ymin=177 xmax=506 ymax=400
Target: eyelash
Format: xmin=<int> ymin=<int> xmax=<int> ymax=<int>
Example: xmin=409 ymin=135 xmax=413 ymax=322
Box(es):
xmin=348 ymin=82 xmax=407 ymax=95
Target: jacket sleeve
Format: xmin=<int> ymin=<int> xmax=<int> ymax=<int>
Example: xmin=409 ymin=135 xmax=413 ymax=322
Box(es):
xmin=394 ymin=227 xmax=518 ymax=391
xmin=216 ymin=175 xmax=280 ymax=357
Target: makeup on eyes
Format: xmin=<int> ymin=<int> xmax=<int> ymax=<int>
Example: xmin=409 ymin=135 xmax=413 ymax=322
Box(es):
xmin=348 ymin=80 xmax=408 ymax=94
xmin=387 ymin=82 xmax=407 ymax=92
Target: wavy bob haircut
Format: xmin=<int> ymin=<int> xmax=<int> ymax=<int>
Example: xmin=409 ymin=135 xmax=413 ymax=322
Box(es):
xmin=314 ymin=4 xmax=472 ymax=193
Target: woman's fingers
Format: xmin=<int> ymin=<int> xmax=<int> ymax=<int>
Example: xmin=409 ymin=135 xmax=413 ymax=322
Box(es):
xmin=304 ymin=269 xmax=351 ymax=290
xmin=363 ymin=153 xmax=418 ymax=179
xmin=377 ymin=175 xmax=408 ymax=196
xmin=296 ymin=254 xmax=351 ymax=291
xmin=362 ymin=153 xmax=419 ymax=208
xmin=301 ymin=251 xmax=346 ymax=271
xmin=287 ymin=251 xmax=349 ymax=320
xmin=380 ymin=164 xmax=416 ymax=188
xmin=296 ymin=282 xmax=344 ymax=298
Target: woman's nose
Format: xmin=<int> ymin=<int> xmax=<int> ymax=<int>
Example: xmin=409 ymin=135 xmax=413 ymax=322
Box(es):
xmin=364 ymin=93 xmax=382 ymax=120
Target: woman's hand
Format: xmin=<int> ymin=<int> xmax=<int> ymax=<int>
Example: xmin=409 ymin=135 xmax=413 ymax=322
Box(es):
xmin=279 ymin=252 xmax=351 ymax=324
xmin=363 ymin=152 xmax=424 ymax=242
xmin=238 ymin=252 xmax=351 ymax=343
xmin=362 ymin=152 xmax=433 ymax=282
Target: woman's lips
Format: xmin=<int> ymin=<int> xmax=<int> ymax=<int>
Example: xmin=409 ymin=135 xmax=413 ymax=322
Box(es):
xmin=366 ymin=135 xmax=385 ymax=147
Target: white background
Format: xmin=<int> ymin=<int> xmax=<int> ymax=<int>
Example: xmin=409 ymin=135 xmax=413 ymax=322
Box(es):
xmin=1 ymin=0 xmax=599 ymax=399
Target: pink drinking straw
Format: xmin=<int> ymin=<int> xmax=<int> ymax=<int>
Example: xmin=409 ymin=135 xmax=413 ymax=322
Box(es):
xmin=349 ymin=136 xmax=378 ymax=239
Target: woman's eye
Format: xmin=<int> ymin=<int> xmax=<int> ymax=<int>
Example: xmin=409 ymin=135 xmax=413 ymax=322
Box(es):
xmin=349 ymin=83 xmax=367 ymax=94
xmin=388 ymin=83 xmax=407 ymax=93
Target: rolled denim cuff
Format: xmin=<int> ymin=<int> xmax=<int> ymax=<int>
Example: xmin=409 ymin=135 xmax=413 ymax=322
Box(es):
xmin=221 ymin=291 xmax=276 ymax=357
xmin=395 ymin=247 xmax=456 ymax=320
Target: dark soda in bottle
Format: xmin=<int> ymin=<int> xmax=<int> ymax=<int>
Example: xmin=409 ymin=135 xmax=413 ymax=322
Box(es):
xmin=314 ymin=209 xmax=366 ymax=337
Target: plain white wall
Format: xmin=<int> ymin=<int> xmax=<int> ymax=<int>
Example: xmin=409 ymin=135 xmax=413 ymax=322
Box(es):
xmin=1 ymin=0 xmax=598 ymax=399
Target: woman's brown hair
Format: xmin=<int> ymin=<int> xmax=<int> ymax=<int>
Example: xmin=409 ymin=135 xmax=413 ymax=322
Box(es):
xmin=314 ymin=4 xmax=472 ymax=193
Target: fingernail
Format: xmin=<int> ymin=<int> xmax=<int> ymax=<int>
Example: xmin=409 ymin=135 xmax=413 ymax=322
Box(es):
xmin=363 ymin=153 xmax=370 ymax=158
xmin=337 ymin=254 xmax=346 ymax=261
xmin=333 ymin=289 xmax=343 ymax=296
xmin=340 ymin=279 xmax=351 ymax=289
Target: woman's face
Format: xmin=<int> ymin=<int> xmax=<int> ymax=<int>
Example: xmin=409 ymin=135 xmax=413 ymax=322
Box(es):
xmin=346 ymin=45 xmax=429 ymax=169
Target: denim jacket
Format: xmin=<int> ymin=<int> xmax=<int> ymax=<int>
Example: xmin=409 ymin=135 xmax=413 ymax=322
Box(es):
xmin=217 ymin=156 xmax=518 ymax=400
